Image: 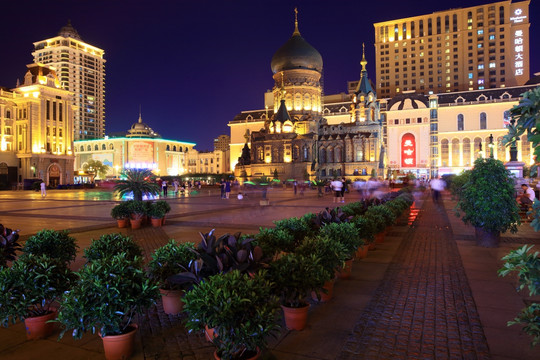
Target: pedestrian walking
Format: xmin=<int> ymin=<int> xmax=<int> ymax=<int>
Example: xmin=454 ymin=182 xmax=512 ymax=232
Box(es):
xmin=293 ymin=180 xmax=298 ymax=195
xmin=220 ymin=179 xmax=226 ymax=199
xmin=341 ymin=178 xmax=347 ymax=202
xmin=40 ymin=180 xmax=47 ymax=198
xmin=430 ymin=177 xmax=446 ymax=204
xmin=330 ymin=178 xmax=343 ymax=203
xmin=173 ymin=179 xmax=179 ymax=195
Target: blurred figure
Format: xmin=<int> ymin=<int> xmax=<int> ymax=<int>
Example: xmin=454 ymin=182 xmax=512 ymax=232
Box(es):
xmin=331 ymin=178 xmax=343 ymax=203
xmin=430 ymin=177 xmax=446 ymax=204
xmin=40 ymin=180 xmax=47 ymax=198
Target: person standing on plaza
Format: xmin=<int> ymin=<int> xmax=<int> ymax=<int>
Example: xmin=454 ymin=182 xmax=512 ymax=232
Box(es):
xmin=225 ymin=180 xmax=231 ymax=199
xmin=331 ymin=178 xmax=343 ymax=203
xmin=162 ymin=179 xmax=168 ymax=197
xmin=40 ymin=180 xmax=47 ymax=198
xmin=173 ymin=179 xmax=179 ymax=195
xmin=293 ymin=180 xmax=298 ymax=195
xmin=430 ymin=177 xmax=446 ymax=204
xmin=341 ymin=178 xmax=348 ymax=203
xmin=220 ymin=178 xmax=226 ymax=199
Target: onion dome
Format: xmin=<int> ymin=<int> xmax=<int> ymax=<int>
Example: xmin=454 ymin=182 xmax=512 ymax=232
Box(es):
xmin=127 ymin=112 xmax=160 ymax=138
xmin=270 ymin=9 xmax=323 ymax=74
xmin=58 ymin=20 xmax=82 ymax=41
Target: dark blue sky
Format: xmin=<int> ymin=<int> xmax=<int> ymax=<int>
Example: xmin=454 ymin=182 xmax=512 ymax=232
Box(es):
xmin=1 ymin=0 xmax=538 ymax=150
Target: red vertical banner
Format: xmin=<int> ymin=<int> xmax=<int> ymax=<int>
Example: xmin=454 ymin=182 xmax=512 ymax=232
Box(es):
xmin=401 ymin=133 xmax=416 ymax=167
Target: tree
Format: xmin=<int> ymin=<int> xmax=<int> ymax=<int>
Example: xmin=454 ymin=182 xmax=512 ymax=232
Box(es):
xmin=82 ymin=159 xmax=110 ymax=179
xmin=113 ymin=169 xmax=160 ymax=201
xmin=503 ymin=86 xmax=540 ymax=231
xmin=273 ymin=168 xmax=279 ymax=180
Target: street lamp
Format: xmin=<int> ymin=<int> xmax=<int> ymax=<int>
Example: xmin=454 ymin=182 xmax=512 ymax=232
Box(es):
xmin=488 ymin=134 xmax=494 ymax=159
xmin=478 ymin=141 xmax=484 ymax=158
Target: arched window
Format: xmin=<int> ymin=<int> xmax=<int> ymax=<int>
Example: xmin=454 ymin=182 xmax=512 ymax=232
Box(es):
xmin=319 ymin=148 xmax=326 ymax=164
xmin=453 ymin=14 xmax=458 ymax=32
xmin=94 ymin=145 xmax=99 ymax=151
xmin=480 ymin=112 xmax=487 ymax=129
xmin=109 ymin=144 xmax=114 ymax=150
xmin=334 ymin=147 xmax=342 ymax=163
xmin=457 ymin=114 xmax=464 ymax=131
xmin=80 ymin=145 xmax=84 ymax=152
xmin=303 ymin=145 xmax=309 ymax=161
xmin=257 ymin=147 xmax=264 ymax=161
xmin=463 ymin=138 xmax=471 ymax=166
xmin=5 ymin=110 xmax=10 ymax=119
xmin=451 ymin=139 xmax=460 ymax=167
xmin=101 ymin=144 xmax=106 ymax=150
xmin=87 ymin=145 xmax=91 ymax=151
xmin=166 ymin=145 xmax=170 ymax=151
xmin=474 ymin=137 xmax=483 ymax=158
xmin=327 ymin=147 xmax=334 ymax=163
xmin=441 ymin=139 xmax=449 ymax=166
xmin=436 ymin=16 xmax=441 ymax=34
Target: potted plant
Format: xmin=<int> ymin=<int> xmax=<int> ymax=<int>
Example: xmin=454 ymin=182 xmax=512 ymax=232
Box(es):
xmin=318 ymin=222 xmax=360 ymax=279
xmin=0 ymin=225 xmax=20 ymax=268
xmin=110 ymin=202 xmax=131 ymax=228
xmin=0 ymin=254 xmax=74 ymax=339
xmin=254 ymin=227 xmax=296 ymax=259
xmin=148 ymin=202 xmax=166 ymax=227
xmin=148 ymin=240 xmax=197 ymax=314
xmin=84 ymin=233 xmax=143 ymax=263
xmin=22 ymin=229 xmax=78 ymax=266
xmin=296 ymin=236 xmax=348 ymax=302
xmin=352 ymin=216 xmax=374 ymax=258
xmin=364 ymin=205 xmax=396 ymax=243
xmin=183 ymin=270 xmax=280 ymax=360
xmin=155 ymin=200 xmax=171 ymax=225
xmin=56 ymin=253 xmax=159 ymax=360
xmin=455 ymin=158 xmax=520 ymax=247
xmin=268 ymin=253 xmax=329 ymax=330
xmin=127 ymin=200 xmax=147 ymax=229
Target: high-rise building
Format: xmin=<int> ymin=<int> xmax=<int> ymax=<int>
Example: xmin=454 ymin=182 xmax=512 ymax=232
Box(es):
xmin=32 ymin=21 xmax=106 ymax=140
xmin=374 ymin=0 xmax=530 ymax=97
xmin=213 ymin=134 xmax=230 ymax=152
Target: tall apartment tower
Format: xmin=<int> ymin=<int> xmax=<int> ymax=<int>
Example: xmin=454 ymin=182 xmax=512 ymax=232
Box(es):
xmin=213 ymin=134 xmax=230 ymax=152
xmin=32 ymin=21 xmax=106 ymax=140
xmin=374 ymin=0 xmax=530 ymax=97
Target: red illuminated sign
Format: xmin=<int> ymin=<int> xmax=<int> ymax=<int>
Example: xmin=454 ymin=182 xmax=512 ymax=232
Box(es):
xmin=401 ymin=133 xmax=416 ymax=167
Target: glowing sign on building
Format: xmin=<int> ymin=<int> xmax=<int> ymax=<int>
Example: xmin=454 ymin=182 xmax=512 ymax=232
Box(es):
xmin=401 ymin=133 xmax=416 ymax=168
xmin=514 ymin=29 xmax=524 ymax=76
xmin=128 ymin=141 xmax=154 ymax=164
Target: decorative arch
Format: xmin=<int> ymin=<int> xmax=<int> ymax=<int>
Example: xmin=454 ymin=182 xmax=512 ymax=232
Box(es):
xmin=319 ymin=147 xmax=326 ymax=164
xmin=166 ymin=145 xmax=170 ymax=151
xmin=94 ymin=145 xmax=99 ymax=151
xmin=101 ymin=144 xmax=106 ymax=150
xmin=457 ymin=114 xmax=464 ymax=131
xmin=109 ymin=143 xmax=114 ymax=150
xmin=480 ymin=112 xmax=487 ymax=129
xmin=441 ymin=139 xmax=449 ymax=166
xmin=463 ymin=138 xmax=471 ymax=166
xmin=87 ymin=145 xmax=91 ymax=151
xmin=474 ymin=137 xmax=482 ymax=158
xmin=451 ymin=138 xmax=460 ymax=167
xmin=80 ymin=145 xmax=84 ymax=152
xmin=334 ymin=146 xmax=342 ymax=163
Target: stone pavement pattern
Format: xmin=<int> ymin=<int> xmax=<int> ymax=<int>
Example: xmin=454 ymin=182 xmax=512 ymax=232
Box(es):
xmin=338 ymin=199 xmax=490 ymax=359
xmin=1 ymin=188 xmax=540 ymax=359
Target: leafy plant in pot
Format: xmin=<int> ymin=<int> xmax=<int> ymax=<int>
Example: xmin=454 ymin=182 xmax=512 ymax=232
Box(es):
xmin=148 ymin=202 xmax=167 ymax=227
xmin=0 ymin=254 xmax=75 ymax=339
xmin=110 ymin=202 xmax=131 ymax=228
xmin=56 ymin=253 xmax=159 ymax=360
xmin=296 ymin=236 xmax=348 ymax=302
xmin=22 ymin=229 xmax=78 ymax=266
xmin=352 ymin=216 xmax=374 ymax=258
xmin=364 ymin=205 xmax=396 ymax=243
xmin=155 ymin=200 xmax=171 ymax=225
xmin=268 ymin=253 xmax=330 ymax=330
xmin=455 ymin=158 xmax=520 ymax=247
xmin=183 ymin=270 xmax=280 ymax=360
xmin=148 ymin=240 xmax=197 ymax=315
xmin=127 ymin=200 xmax=147 ymax=229
xmin=113 ymin=168 xmax=160 ymax=202
xmin=84 ymin=233 xmax=143 ymax=263
xmin=318 ymin=222 xmax=360 ymax=279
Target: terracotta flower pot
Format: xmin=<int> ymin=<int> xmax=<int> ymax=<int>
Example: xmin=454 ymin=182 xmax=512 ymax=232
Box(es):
xmin=214 ymin=347 xmax=260 ymax=360
xmin=204 ymin=325 xmax=217 ymax=342
xmin=116 ymin=218 xmax=129 ymax=228
xmin=161 ymin=216 xmax=166 ymax=225
xmin=355 ymin=245 xmax=368 ymax=259
xmin=368 ymin=242 xmax=376 ymax=250
xmin=312 ymin=279 xmax=335 ymax=302
xmin=337 ymin=259 xmax=353 ymax=279
xmin=281 ymin=304 xmax=310 ymax=331
xmin=159 ymin=288 xmax=184 ymax=315
xmin=24 ymin=310 xmax=57 ymax=340
xmin=100 ymin=324 xmax=138 ymax=360
xmin=151 ymin=217 xmax=162 ymax=227
xmin=375 ymin=232 xmax=385 ymax=243
xmin=130 ymin=218 xmax=142 ymax=229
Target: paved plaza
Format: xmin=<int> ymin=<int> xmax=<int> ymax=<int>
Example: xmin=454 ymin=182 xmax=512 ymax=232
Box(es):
xmin=0 ymin=187 xmax=539 ymax=359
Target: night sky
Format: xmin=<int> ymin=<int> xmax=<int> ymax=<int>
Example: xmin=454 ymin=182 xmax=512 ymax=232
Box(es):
xmin=1 ymin=0 xmax=538 ymax=150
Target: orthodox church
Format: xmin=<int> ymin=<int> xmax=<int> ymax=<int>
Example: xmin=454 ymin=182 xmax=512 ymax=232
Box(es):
xmin=229 ymin=10 xmax=385 ymax=181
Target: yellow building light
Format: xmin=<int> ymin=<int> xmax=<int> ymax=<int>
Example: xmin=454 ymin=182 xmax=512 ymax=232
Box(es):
xmin=265 ymin=157 xmax=271 ymax=164
xmin=284 ymin=156 xmax=291 ymax=163
xmin=33 ymin=92 xmax=39 ymax=98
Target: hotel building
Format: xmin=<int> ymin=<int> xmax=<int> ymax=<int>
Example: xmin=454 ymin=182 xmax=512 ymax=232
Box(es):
xmin=33 ymin=21 xmax=106 ymax=140
xmin=374 ymin=0 xmax=530 ymax=97
xmin=0 ymin=64 xmax=75 ymax=187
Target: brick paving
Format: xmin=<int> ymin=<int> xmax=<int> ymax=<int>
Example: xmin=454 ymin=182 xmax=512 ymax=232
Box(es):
xmin=338 ymin=199 xmax=491 ymax=360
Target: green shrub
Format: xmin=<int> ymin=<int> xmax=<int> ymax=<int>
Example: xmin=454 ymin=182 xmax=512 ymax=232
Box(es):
xmin=84 ymin=233 xmax=142 ymax=262
xmin=296 ymin=236 xmax=348 ymax=278
xmin=318 ymin=222 xmax=360 ymax=258
xmin=148 ymin=240 xmax=197 ymax=290
xmin=255 ymin=227 xmax=296 ymax=256
xmin=110 ymin=202 xmax=131 ymax=220
xmin=22 ymin=229 xmax=78 ymax=265
xmin=273 ymin=217 xmax=313 ymax=243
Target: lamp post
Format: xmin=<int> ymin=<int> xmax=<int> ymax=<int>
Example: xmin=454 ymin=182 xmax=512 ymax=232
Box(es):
xmin=509 ymin=119 xmax=518 ymax=162
xmin=488 ymin=134 xmax=494 ymax=159
xmin=478 ymin=141 xmax=483 ymax=158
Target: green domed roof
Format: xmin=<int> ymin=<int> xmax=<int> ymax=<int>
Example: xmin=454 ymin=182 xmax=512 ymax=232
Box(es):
xmin=270 ymin=16 xmax=322 ymax=74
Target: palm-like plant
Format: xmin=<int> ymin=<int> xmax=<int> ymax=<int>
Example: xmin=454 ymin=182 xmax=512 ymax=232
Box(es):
xmin=82 ymin=159 xmax=110 ymax=179
xmin=114 ymin=169 xmax=159 ymax=201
